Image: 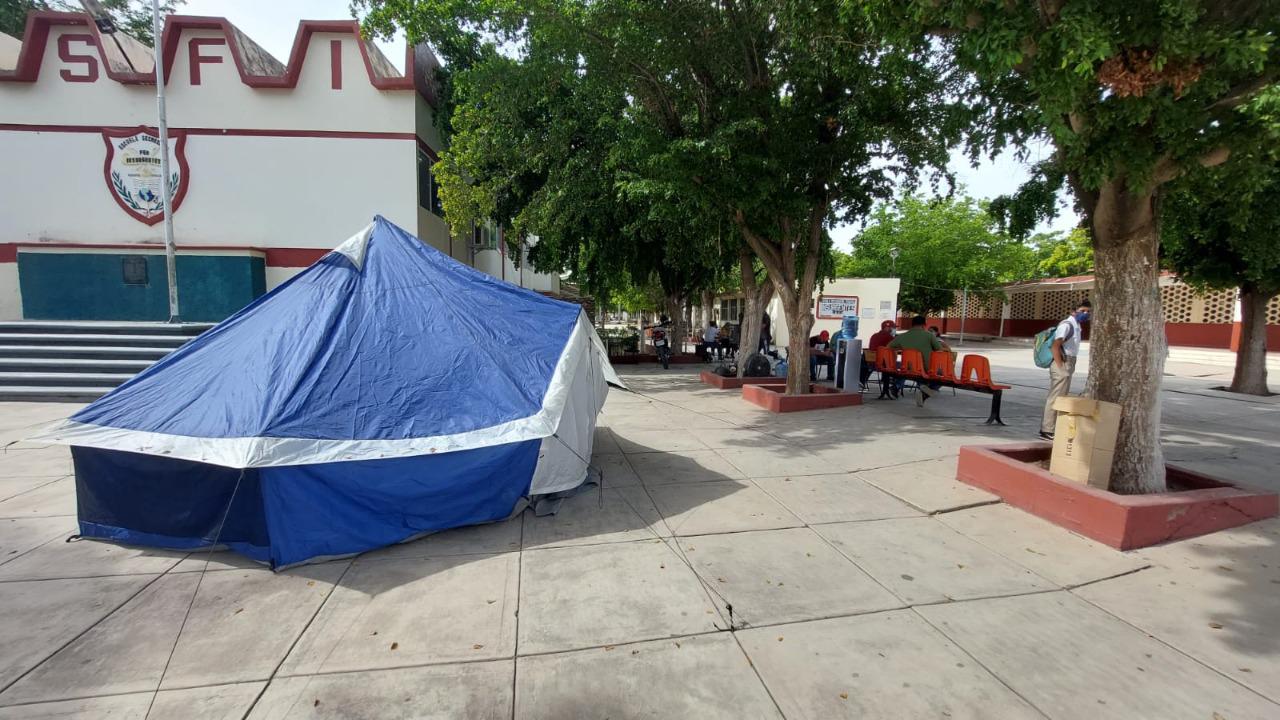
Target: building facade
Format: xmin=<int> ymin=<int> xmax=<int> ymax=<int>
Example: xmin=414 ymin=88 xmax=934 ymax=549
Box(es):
xmin=906 ymin=273 xmax=1280 ymax=350
xmin=0 ymin=11 xmax=557 ymax=322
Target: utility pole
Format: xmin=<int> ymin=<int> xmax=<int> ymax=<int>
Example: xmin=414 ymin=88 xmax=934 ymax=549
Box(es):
xmin=151 ymin=0 xmax=180 ymax=322
xmin=959 ymin=287 xmax=968 ymax=346
xmin=83 ymin=0 xmax=180 ymax=321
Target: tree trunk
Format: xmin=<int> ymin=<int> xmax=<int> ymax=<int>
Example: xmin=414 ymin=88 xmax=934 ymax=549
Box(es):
xmin=732 ymin=204 xmax=826 ymax=395
xmin=783 ymin=302 xmax=814 ymax=394
xmin=735 ymin=248 xmax=771 ymax=377
xmin=1086 ymin=181 xmax=1167 ymax=494
xmin=663 ymin=293 xmax=686 ymax=356
xmin=1229 ymin=286 xmax=1273 ymax=395
xmin=701 ymin=290 xmax=714 ymax=329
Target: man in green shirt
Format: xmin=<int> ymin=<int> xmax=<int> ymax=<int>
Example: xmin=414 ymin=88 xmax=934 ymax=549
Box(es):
xmin=889 ymin=315 xmax=944 ymax=406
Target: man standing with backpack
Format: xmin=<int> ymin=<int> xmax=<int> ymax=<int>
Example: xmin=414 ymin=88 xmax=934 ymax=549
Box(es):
xmin=1039 ymin=299 xmax=1091 ymax=440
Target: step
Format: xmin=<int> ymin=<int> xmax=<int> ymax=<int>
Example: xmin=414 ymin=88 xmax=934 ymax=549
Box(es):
xmin=0 ymin=358 xmax=155 ymax=373
xmin=0 ymin=385 xmax=113 ymax=403
xmin=0 ymin=345 xmax=174 ymax=360
xmin=0 ymin=333 xmax=190 ymax=348
xmin=0 ymin=371 xmax=134 ymax=388
xmin=0 ymin=321 xmax=213 ymax=336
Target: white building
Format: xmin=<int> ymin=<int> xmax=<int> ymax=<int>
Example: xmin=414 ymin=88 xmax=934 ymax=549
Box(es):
xmin=767 ymin=278 xmax=902 ymax=349
xmin=0 ymin=11 xmax=558 ymax=322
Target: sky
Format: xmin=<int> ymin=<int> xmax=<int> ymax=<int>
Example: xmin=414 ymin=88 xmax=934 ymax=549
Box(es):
xmin=178 ymin=0 xmax=1081 ymax=247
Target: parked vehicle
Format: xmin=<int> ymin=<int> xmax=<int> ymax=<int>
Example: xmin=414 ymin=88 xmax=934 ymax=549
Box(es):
xmin=646 ymin=316 xmax=673 ymax=369
xmin=652 ymin=326 xmax=671 ymax=369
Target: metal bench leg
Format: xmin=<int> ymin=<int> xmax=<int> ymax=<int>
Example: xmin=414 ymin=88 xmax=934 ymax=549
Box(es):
xmin=985 ymin=391 xmax=1006 ymax=425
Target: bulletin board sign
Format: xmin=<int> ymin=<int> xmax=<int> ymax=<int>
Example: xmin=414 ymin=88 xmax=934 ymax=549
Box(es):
xmin=816 ymin=295 xmax=859 ymax=319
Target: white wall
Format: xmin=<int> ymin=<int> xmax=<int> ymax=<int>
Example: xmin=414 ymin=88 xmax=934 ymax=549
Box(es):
xmin=264 ymin=266 xmax=305 ymax=292
xmin=0 ymin=264 xmax=21 ymax=320
xmin=1 ymin=131 xmax=417 ymax=248
xmin=769 ymin=278 xmax=900 ymax=349
xmin=4 ymin=26 xmax=418 ymax=133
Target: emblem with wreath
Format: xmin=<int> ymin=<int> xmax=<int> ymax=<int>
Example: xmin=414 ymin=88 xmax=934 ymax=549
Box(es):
xmin=111 ymin=171 xmax=179 ymax=214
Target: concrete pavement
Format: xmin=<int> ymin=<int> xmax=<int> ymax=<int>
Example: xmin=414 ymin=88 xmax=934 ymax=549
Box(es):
xmin=0 ymin=345 xmax=1276 ymax=718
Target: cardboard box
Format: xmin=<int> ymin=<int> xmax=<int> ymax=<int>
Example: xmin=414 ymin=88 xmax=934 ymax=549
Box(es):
xmin=1050 ymin=396 xmax=1121 ymax=489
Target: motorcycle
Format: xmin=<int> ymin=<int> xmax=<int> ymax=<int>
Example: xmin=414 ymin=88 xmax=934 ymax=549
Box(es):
xmin=651 ymin=327 xmax=671 ymax=369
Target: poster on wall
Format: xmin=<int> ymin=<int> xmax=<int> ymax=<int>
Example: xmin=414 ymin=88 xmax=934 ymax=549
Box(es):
xmin=817 ymin=294 xmax=859 ymax=319
xmin=102 ymin=127 xmax=190 ymax=226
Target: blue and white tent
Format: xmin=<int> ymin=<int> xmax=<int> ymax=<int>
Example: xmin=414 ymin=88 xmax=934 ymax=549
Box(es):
xmin=34 ymin=216 xmax=621 ymax=568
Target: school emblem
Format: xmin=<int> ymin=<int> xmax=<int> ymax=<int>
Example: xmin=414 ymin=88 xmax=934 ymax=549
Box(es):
xmin=102 ymin=127 xmax=189 ymax=226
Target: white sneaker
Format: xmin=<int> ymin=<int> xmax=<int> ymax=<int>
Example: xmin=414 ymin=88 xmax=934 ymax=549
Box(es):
xmin=914 ymin=390 xmax=925 ymax=407
xmin=921 ymin=385 xmax=938 ymax=398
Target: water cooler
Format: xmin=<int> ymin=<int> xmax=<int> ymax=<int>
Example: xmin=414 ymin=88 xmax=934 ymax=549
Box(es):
xmin=835 ymin=313 xmax=861 ymax=391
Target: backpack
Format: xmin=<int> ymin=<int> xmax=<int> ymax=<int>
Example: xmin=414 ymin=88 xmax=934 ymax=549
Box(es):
xmin=1033 ymin=321 xmax=1072 ymax=368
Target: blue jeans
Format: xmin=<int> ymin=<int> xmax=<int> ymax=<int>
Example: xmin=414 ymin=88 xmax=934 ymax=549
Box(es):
xmin=810 ymin=354 xmax=834 ymax=380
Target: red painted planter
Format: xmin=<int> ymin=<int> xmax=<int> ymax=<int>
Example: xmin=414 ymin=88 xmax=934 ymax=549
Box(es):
xmin=611 ymin=353 xmax=703 ymax=365
xmin=957 ymin=443 xmax=1278 ymax=550
xmin=699 ymin=371 xmax=787 ymax=390
xmin=742 ymin=383 xmax=863 ymax=413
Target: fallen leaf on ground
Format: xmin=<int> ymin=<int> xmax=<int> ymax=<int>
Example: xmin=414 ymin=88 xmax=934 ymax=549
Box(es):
xmin=839 ymin=693 xmax=848 ymax=700
xmin=1208 ymin=622 xmax=1224 ymax=630
xmin=233 ymin=608 xmax=243 ymax=615
xmin=777 ymin=636 xmax=784 ymax=642
xmin=390 ymin=642 xmax=399 ymax=650
xmin=306 ymin=581 xmax=316 ymax=587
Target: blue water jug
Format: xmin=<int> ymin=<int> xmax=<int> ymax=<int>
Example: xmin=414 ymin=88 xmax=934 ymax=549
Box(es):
xmin=774 ymin=358 xmax=788 ymax=377
xmin=841 ymin=313 xmax=859 ymax=340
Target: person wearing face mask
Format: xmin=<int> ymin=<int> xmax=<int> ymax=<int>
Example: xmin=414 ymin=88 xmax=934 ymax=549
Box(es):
xmin=1040 ymin=299 xmax=1092 ymax=440
xmin=862 ymin=320 xmax=897 ymax=387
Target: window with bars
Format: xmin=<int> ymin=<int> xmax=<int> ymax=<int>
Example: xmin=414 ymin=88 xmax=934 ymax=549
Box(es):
xmin=417 ymin=149 xmax=444 ymax=217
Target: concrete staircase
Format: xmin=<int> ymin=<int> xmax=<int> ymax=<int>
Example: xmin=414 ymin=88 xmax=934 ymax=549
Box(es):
xmin=0 ymin=321 xmax=213 ymax=402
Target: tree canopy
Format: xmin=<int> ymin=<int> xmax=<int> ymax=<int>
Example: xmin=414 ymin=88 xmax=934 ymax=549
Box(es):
xmin=358 ymin=0 xmax=969 ymax=393
xmin=1 ymin=0 xmax=185 ymax=43
xmin=1031 ymin=227 xmax=1093 ymax=279
xmin=864 ymin=0 xmax=1280 ymax=493
xmin=837 ymin=195 xmax=1034 ymax=315
xmin=1162 ymin=88 xmax=1280 ymax=395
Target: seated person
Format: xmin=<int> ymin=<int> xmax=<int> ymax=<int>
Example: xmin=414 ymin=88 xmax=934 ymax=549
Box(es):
xmin=701 ymin=321 xmax=720 ymax=361
xmin=808 ymin=330 xmax=835 ymax=380
xmin=862 ymin=320 xmax=896 ymax=385
xmin=929 ymin=325 xmax=952 ymax=352
xmin=889 ymin=315 xmax=945 ymax=406
xmin=717 ymin=322 xmax=735 ymax=358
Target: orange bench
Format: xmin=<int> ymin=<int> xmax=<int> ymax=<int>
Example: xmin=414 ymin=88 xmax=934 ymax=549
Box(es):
xmin=875 ymin=349 xmax=1011 ymax=425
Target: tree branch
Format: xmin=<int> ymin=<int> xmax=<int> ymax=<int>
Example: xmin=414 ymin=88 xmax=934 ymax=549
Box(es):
xmin=1206 ymin=74 xmax=1274 ymax=112
xmin=1153 ymin=146 xmax=1230 ymax=186
xmin=733 ymin=209 xmax=785 ymax=280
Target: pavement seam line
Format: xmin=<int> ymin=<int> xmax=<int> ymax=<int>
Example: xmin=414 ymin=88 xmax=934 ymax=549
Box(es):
xmin=907 ymin=604 xmax=1056 ymax=720
xmin=0 ymin=550 xmax=187 ymax=699
xmin=1067 ymin=585 xmax=1280 ymax=708
xmin=0 ymin=474 xmax=68 ymax=504
xmin=238 ymin=559 xmax=357 ymax=720
xmin=510 ymin=506 xmax=524 ymax=720
xmin=0 ymin=520 xmax=77 ymax=571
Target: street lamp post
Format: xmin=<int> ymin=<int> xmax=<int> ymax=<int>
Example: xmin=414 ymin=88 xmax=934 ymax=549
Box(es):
xmin=150 ymin=0 xmax=180 ymax=322
xmin=80 ymin=1 xmax=180 ymax=322
xmin=889 ymin=247 xmax=899 ymax=277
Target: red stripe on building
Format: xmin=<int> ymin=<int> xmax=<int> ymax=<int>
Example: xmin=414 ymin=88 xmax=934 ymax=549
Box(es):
xmin=0 ymin=12 xmax=432 ymax=102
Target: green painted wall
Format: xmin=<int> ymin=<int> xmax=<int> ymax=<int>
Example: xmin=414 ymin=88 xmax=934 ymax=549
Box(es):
xmin=18 ymin=253 xmax=266 ymax=322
